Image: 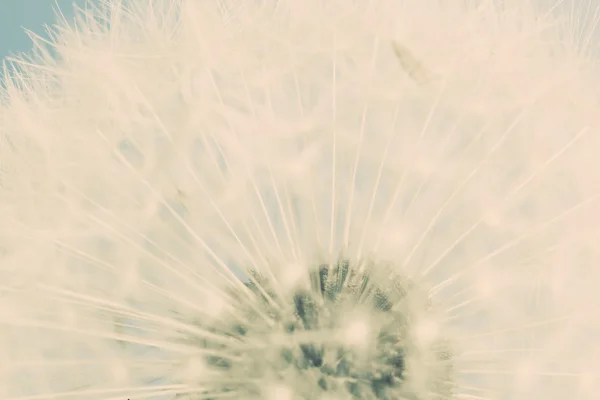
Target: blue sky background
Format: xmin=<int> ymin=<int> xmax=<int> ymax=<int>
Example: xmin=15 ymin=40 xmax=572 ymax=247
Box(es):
xmin=0 ymin=0 xmax=87 ymax=62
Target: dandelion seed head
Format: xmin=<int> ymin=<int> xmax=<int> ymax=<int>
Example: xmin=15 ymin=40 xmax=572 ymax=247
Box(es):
xmin=170 ymin=261 xmax=451 ymax=399
xmin=1 ymin=0 xmax=600 ymax=399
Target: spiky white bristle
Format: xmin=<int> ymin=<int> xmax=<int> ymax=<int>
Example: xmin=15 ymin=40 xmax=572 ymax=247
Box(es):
xmin=1 ymin=0 xmax=600 ymax=399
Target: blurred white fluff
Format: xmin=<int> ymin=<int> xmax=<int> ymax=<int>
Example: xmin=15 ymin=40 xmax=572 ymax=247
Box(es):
xmin=1 ymin=0 xmax=600 ymax=399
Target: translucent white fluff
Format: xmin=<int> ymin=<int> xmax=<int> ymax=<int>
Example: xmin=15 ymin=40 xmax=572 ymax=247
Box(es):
xmin=1 ymin=0 xmax=600 ymax=399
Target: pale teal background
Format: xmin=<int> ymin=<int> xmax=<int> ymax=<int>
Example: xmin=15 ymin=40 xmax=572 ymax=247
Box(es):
xmin=0 ymin=0 xmax=87 ymax=61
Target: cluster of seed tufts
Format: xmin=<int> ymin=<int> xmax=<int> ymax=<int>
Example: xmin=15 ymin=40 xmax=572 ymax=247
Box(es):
xmin=176 ymin=260 xmax=454 ymax=399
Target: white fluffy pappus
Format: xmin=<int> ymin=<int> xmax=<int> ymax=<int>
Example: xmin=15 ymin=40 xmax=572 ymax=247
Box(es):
xmin=1 ymin=0 xmax=600 ymax=399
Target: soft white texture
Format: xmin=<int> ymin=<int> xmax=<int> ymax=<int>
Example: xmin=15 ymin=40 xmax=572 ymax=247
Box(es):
xmin=1 ymin=0 xmax=600 ymax=399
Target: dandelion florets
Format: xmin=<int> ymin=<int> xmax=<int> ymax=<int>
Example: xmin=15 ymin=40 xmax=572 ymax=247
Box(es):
xmin=173 ymin=260 xmax=453 ymax=399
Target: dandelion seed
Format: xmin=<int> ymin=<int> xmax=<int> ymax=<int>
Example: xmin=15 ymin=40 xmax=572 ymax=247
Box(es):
xmin=392 ymin=41 xmax=438 ymax=86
